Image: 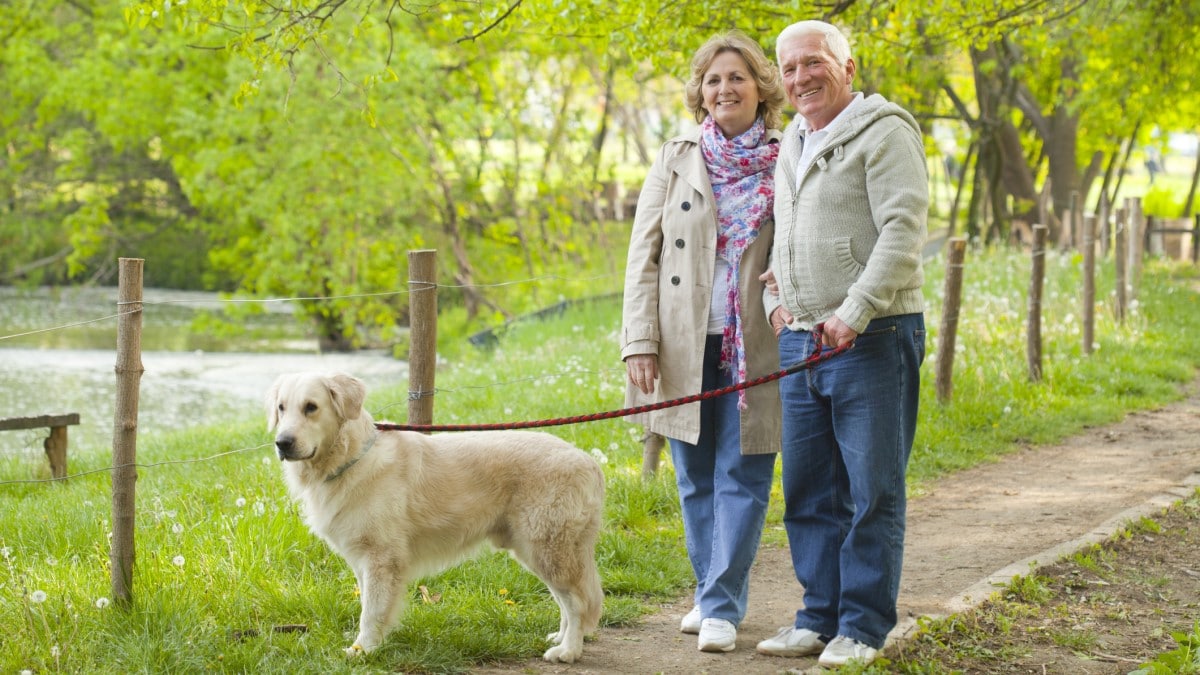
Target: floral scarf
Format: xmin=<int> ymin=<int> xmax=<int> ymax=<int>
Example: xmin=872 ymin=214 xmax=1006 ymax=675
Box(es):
xmin=700 ymin=115 xmax=778 ymax=410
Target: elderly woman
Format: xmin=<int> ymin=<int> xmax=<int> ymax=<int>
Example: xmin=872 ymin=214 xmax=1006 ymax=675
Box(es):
xmin=620 ymin=30 xmax=785 ymax=654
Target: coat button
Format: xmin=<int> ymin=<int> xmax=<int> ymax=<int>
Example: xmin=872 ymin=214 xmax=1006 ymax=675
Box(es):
xmin=675 ymin=239 xmax=685 ymax=249
xmin=670 ymin=276 xmax=681 ymax=286
xmin=681 ymin=201 xmax=691 ymax=211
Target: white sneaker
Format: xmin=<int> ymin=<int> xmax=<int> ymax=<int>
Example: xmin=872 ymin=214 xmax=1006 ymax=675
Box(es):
xmin=818 ymin=635 xmax=879 ymax=667
xmin=755 ymin=626 xmax=827 ymax=657
xmin=680 ymin=606 xmax=702 ymax=634
xmin=697 ymin=618 xmax=737 ymax=653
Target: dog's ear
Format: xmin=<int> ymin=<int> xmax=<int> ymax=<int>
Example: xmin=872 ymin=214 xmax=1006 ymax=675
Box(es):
xmin=266 ymin=375 xmax=285 ymax=430
xmin=326 ymin=373 xmax=367 ymax=422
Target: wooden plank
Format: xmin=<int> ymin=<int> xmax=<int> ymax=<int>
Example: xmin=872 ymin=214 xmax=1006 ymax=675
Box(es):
xmin=0 ymin=413 xmax=80 ymax=431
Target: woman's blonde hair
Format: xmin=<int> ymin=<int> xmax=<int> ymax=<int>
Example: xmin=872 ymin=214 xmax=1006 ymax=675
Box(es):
xmin=684 ymin=30 xmax=786 ymax=131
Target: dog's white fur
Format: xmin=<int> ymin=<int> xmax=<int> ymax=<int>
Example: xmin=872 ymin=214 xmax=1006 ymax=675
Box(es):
xmin=266 ymin=371 xmax=605 ymax=662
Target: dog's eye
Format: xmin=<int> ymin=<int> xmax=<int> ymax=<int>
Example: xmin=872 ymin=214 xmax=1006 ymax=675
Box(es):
xmin=277 ymin=403 xmax=285 ymax=412
xmin=304 ymin=402 xmax=318 ymax=414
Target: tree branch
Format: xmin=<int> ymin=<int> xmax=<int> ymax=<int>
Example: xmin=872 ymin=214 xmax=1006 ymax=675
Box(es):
xmin=456 ymin=0 xmax=521 ymax=43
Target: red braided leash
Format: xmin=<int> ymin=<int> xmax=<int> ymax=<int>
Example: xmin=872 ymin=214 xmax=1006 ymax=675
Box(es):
xmin=376 ymin=325 xmax=851 ymax=433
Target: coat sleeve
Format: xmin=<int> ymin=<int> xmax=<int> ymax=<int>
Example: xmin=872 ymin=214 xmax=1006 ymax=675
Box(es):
xmin=621 ymin=144 xmax=670 ymax=360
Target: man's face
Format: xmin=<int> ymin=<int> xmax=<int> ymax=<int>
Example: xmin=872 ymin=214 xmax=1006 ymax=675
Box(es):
xmin=777 ymin=33 xmax=856 ymax=131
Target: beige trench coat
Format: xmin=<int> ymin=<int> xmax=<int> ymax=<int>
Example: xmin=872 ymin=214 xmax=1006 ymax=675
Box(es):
xmin=620 ymin=127 xmax=782 ymax=455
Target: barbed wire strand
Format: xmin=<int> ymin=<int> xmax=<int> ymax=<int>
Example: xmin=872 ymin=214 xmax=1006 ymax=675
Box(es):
xmin=0 ymin=273 xmax=619 ymax=343
xmin=0 ymin=442 xmax=272 ymax=487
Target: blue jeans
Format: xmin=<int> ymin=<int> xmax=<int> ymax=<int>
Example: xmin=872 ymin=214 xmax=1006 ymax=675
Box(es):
xmin=669 ymin=334 xmax=776 ymax=626
xmin=778 ymin=314 xmax=925 ymax=648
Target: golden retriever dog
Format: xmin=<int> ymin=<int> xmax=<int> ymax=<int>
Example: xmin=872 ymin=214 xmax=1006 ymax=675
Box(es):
xmin=266 ymin=371 xmax=605 ymax=662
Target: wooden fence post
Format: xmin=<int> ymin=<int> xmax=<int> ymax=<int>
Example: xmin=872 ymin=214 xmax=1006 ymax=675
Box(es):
xmin=1127 ymin=197 xmax=1144 ymax=302
xmin=1082 ymin=214 xmax=1097 ymax=356
xmin=1114 ymin=207 xmax=1128 ymax=323
xmin=1193 ymin=214 xmax=1200 ymax=264
xmin=407 ymin=250 xmax=437 ymax=428
xmin=1027 ymin=225 xmax=1047 ymax=383
xmin=1097 ymin=192 xmax=1111 ymax=258
xmin=935 ymin=238 xmax=967 ymax=404
xmin=111 ymin=258 xmax=145 ymax=607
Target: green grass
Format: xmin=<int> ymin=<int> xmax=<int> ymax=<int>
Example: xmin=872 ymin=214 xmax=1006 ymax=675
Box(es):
xmin=2 ymin=248 xmax=1199 ymax=672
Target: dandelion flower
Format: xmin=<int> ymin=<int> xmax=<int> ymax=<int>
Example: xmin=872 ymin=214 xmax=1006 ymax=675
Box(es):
xmin=30 ymin=590 xmax=47 ymax=603
xmin=172 ymin=555 xmax=185 ymax=567
xmin=95 ymin=597 xmax=110 ymax=609
xmin=236 ymin=497 xmax=247 ymax=508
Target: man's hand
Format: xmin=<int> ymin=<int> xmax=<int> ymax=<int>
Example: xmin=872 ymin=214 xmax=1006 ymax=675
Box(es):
xmin=821 ymin=315 xmax=858 ymax=348
xmin=769 ymin=306 xmax=793 ymax=337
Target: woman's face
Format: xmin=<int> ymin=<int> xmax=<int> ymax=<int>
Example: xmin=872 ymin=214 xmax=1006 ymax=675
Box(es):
xmin=701 ymin=50 xmax=762 ymax=138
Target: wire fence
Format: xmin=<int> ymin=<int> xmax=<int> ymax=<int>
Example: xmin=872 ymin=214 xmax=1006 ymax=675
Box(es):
xmin=0 ymin=272 xmax=655 ymax=488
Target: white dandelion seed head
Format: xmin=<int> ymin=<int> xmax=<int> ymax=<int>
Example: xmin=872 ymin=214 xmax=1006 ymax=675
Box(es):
xmin=1003 ymin=406 xmax=1012 ymax=415
xmin=172 ymin=555 xmax=185 ymax=567
xmin=172 ymin=523 xmax=184 ymax=534
xmin=30 ymin=590 xmax=47 ymax=603
xmin=95 ymin=597 xmax=110 ymax=609
xmin=253 ymin=501 xmax=266 ymax=516
xmin=589 ymin=449 xmax=609 ymax=464
xmin=235 ymin=497 xmax=247 ymax=508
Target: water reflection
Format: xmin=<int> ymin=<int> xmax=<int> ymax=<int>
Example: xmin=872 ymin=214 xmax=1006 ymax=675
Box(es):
xmin=1 ymin=287 xmax=409 ymax=457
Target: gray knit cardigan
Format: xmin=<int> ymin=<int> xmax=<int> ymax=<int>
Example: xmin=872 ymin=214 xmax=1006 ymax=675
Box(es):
xmin=767 ymin=93 xmax=928 ymax=333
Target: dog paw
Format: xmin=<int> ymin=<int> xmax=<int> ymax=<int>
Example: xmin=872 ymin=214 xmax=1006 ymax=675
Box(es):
xmin=543 ymin=644 xmax=582 ymax=663
xmin=546 ymin=630 xmax=563 ymax=644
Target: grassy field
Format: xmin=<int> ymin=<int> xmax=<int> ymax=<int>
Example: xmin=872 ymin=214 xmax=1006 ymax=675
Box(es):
xmin=2 ymin=246 xmax=1198 ymax=673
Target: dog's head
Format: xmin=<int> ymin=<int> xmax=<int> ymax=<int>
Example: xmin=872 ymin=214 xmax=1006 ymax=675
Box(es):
xmin=266 ymin=372 xmax=367 ymax=462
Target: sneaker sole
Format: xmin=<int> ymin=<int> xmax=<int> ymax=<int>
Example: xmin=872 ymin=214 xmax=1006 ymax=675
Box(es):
xmin=698 ymin=640 xmax=736 ymax=653
xmin=755 ymin=645 xmax=825 ymax=657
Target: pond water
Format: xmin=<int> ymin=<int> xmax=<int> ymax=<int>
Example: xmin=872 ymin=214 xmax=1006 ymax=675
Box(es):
xmin=0 ymin=287 xmax=409 ymax=458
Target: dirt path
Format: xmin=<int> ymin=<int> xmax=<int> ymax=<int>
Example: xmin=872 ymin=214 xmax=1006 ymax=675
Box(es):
xmin=483 ymin=382 xmax=1200 ymax=674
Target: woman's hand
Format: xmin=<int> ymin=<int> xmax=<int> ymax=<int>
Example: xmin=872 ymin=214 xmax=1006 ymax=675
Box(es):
xmin=759 ymin=269 xmax=779 ymax=295
xmin=625 ymin=354 xmax=659 ymax=395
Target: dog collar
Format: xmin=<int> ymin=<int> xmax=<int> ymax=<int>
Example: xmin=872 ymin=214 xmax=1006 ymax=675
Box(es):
xmin=324 ymin=430 xmax=379 ymax=483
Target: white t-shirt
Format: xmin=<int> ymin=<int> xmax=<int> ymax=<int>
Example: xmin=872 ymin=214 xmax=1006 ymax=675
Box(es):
xmin=708 ymin=258 xmax=730 ymax=334
xmin=797 ymin=92 xmax=864 ymax=189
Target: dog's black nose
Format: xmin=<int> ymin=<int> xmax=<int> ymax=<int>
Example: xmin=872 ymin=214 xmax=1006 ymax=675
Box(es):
xmin=275 ymin=436 xmax=294 ymax=461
